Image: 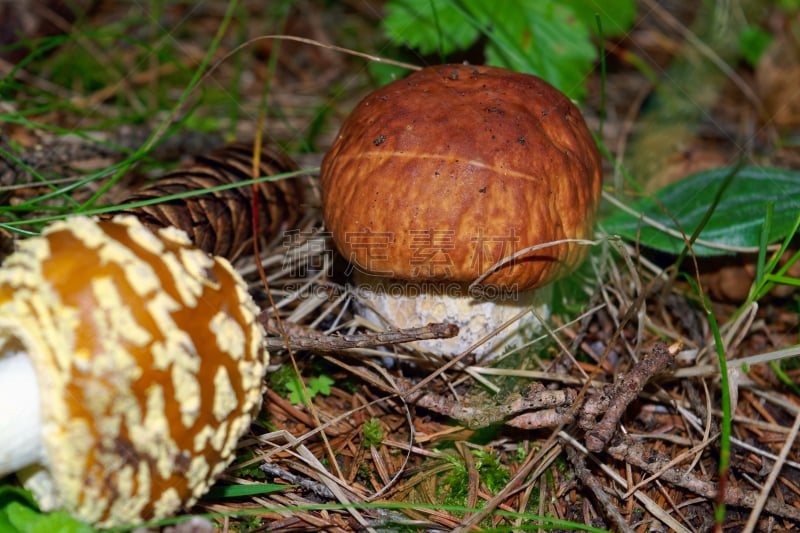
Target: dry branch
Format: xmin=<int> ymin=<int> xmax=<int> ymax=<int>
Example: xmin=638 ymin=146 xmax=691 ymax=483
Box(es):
xmin=259 ymin=462 xmax=336 ymax=500
xmin=395 ymin=377 xmax=577 ymax=429
xmin=565 ymin=444 xmax=635 ymax=533
xmin=606 ymin=433 xmax=800 ymax=522
xmin=262 ymin=319 xmax=459 ymax=351
xmin=581 ymin=342 xmax=679 ymax=452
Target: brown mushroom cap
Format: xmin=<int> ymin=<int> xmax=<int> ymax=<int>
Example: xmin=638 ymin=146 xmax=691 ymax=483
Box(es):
xmin=0 ymin=216 xmax=266 ymax=527
xmin=321 ymin=64 xmax=602 ymax=291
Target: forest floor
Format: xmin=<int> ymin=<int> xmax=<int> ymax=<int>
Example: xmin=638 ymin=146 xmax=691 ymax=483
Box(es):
xmin=1 ymin=1 xmax=799 ymax=532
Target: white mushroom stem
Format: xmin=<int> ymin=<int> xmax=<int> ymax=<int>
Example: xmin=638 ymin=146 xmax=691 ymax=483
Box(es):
xmin=353 ymin=272 xmax=551 ymax=361
xmin=0 ymin=348 xmax=43 ymax=477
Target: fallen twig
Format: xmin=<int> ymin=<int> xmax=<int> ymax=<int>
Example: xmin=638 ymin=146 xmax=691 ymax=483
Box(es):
xmin=565 ymin=444 xmax=635 ymax=533
xmin=262 ymin=318 xmax=459 ymax=351
xmin=259 ymin=461 xmax=336 ymax=500
xmin=581 ymin=342 xmax=679 ymax=452
xmin=395 ymin=378 xmax=576 ymax=428
xmin=606 ymin=433 xmax=800 ymax=522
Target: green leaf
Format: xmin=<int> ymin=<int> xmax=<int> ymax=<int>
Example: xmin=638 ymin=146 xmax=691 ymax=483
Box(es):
xmin=738 ymin=25 xmax=772 ymax=68
xmin=0 ymin=490 xmax=94 ymax=533
xmin=382 ymin=0 xmax=481 ymax=57
xmin=765 ymin=273 xmax=800 ymax=287
xmin=6 ymin=502 xmax=39 ymax=532
xmin=285 ymin=377 xmax=307 ymax=405
xmin=381 ymin=0 xmax=625 ymax=99
xmin=203 ymin=483 xmax=286 ymax=499
xmin=479 ymin=1 xmax=596 ymax=99
xmin=562 ymin=0 xmax=637 ymax=37
xmin=602 ymin=167 xmax=800 ymax=256
xmin=308 ymin=374 xmax=334 ymax=396
xmin=1 ymin=486 xmax=32 ymax=533
xmin=0 ymin=486 xmax=37 ymax=509
xmin=284 ymin=373 xmax=334 ymax=405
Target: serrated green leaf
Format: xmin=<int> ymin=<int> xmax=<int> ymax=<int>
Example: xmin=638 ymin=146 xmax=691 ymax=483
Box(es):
xmin=602 ymin=167 xmax=800 ymax=256
xmin=0 ymin=510 xmax=20 ymax=533
xmin=380 ymin=0 xmax=610 ymax=99
xmin=479 ymin=1 xmax=596 ymax=99
xmin=382 ymin=0 xmax=481 ymax=57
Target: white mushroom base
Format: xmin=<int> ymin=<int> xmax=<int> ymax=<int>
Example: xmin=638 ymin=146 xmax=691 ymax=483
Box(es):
xmin=353 ymin=273 xmax=551 ymax=361
xmin=0 ymin=349 xmax=43 ymax=477
xmin=0 ymin=342 xmax=62 ymax=513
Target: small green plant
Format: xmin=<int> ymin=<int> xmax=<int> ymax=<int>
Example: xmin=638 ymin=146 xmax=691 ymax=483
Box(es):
xmin=472 ymin=449 xmax=510 ymax=494
xmin=288 ymin=373 xmax=334 ymax=405
xmin=270 ymin=365 xmax=334 ymax=405
xmin=357 ymin=461 xmax=373 ymax=481
xmin=438 ymin=448 xmax=510 ymax=507
xmin=231 ymin=451 xmax=268 ymax=480
xmin=738 ymin=24 xmax=772 ymax=68
xmin=380 ymin=0 xmax=636 ymax=99
xmin=226 ymin=514 xmax=264 ymax=532
xmin=512 ymin=444 xmax=528 ymax=464
xmin=362 ymin=418 xmax=385 ymax=448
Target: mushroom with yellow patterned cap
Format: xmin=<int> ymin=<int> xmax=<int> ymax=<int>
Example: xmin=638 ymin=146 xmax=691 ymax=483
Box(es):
xmin=321 ymin=64 xmax=602 ymax=359
xmin=0 ymin=215 xmax=267 ymax=527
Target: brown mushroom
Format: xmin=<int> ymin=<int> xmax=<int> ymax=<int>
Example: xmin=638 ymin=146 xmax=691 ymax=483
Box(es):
xmin=321 ymin=64 xmax=602 ymax=358
xmin=0 ymin=215 xmax=266 ymax=527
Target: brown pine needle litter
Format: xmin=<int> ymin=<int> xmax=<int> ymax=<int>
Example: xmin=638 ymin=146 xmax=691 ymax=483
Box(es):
xmin=1 ymin=85 xmax=798 ymax=533
xmin=2 ymin=71 xmax=800 ymax=533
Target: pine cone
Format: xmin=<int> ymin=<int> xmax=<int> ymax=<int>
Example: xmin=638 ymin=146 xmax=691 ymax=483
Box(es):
xmin=112 ymin=142 xmax=306 ymax=261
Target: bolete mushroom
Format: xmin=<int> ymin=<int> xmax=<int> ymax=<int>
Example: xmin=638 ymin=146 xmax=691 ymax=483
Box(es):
xmin=321 ymin=64 xmax=602 ymax=358
xmin=0 ymin=215 xmax=266 ymax=527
